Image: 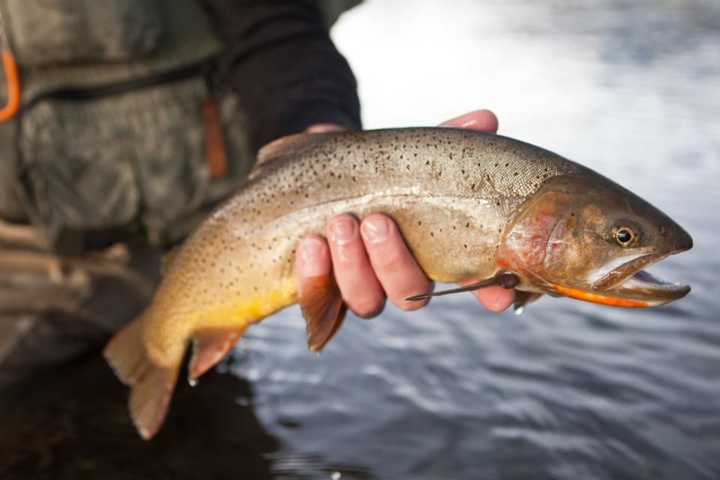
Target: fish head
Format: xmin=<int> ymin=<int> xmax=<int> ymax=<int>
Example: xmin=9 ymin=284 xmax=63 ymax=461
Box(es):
xmin=499 ymin=174 xmax=692 ymax=307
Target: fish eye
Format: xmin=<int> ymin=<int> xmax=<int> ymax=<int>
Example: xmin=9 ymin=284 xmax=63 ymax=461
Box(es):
xmin=613 ymin=227 xmax=636 ymax=247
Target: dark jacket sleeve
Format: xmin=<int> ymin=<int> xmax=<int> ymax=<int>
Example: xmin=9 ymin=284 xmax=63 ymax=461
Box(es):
xmin=200 ymin=0 xmax=362 ymax=151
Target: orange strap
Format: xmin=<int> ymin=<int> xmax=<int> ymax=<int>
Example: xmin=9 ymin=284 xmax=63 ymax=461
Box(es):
xmin=0 ymin=50 xmax=20 ymax=122
xmin=202 ymin=96 xmax=228 ymax=179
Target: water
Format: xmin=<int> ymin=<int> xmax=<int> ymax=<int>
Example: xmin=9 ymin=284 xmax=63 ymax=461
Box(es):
xmin=2 ymin=1 xmax=719 ymax=478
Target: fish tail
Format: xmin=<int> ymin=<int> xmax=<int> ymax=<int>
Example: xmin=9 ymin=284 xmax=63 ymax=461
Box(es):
xmin=104 ymin=314 xmax=179 ymax=440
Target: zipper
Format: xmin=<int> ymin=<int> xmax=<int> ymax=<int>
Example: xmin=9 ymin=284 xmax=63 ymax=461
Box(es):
xmin=23 ymin=60 xmax=210 ymax=111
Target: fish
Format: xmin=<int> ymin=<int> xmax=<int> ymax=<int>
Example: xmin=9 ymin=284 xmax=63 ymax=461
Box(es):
xmin=103 ymin=127 xmax=692 ymax=439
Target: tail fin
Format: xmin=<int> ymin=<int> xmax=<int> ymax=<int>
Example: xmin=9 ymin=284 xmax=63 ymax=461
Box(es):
xmin=104 ymin=317 xmax=179 ymax=440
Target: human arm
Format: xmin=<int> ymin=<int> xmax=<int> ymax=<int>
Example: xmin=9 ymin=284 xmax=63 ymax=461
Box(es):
xmin=200 ymin=0 xmax=362 ymax=151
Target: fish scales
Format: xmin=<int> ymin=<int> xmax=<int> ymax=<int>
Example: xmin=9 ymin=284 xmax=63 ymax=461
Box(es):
xmin=152 ymin=129 xmax=578 ymax=357
xmin=104 ymin=127 xmax=691 ymax=439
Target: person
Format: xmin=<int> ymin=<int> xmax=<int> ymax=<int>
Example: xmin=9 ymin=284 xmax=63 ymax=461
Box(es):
xmin=0 ymin=0 xmax=513 ymax=386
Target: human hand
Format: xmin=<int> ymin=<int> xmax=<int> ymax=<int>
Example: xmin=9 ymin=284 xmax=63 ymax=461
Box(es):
xmin=294 ymin=110 xmax=515 ymax=318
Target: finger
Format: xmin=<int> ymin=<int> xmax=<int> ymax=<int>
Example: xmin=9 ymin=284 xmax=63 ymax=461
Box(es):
xmin=326 ymin=214 xmax=386 ymax=317
xmin=440 ymin=109 xmax=499 ymax=133
xmin=295 ymin=234 xmax=332 ymax=287
xmin=305 ymin=123 xmax=346 ymax=134
xmin=469 ymin=284 xmax=515 ymax=312
xmin=360 ymin=214 xmax=432 ymax=311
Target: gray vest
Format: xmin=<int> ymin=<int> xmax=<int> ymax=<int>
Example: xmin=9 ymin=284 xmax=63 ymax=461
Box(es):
xmin=0 ymin=0 xmax=360 ymax=254
xmin=0 ymin=0 xmax=255 ymax=253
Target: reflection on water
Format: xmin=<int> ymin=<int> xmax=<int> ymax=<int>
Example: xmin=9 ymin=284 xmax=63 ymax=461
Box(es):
xmin=0 ymin=355 xmax=374 ymax=480
xmin=2 ymin=1 xmax=719 ymax=479
xmin=0 ymin=356 xmax=278 ymax=479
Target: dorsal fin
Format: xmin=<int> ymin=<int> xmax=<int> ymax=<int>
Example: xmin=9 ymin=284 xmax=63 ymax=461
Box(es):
xmin=250 ymin=132 xmax=338 ymax=180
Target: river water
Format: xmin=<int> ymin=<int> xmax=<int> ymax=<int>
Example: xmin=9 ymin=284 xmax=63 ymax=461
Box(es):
xmin=2 ymin=1 xmax=719 ymax=479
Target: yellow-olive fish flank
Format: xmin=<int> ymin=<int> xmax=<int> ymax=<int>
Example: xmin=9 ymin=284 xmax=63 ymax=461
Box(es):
xmin=104 ymin=128 xmax=692 ymax=439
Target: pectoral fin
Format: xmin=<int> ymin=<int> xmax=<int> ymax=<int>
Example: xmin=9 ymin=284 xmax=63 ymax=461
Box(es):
xmin=188 ymin=330 xmax=244 ymax=382
xmin=406 ymin=272 xmax=520 ymax=301
xmin=299 ymin=274 xmax=347 ymax=353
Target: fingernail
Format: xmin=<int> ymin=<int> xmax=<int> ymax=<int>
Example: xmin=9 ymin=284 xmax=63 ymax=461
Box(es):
xmin=306 ymin=123 xmax=346 ymax=134
xmin=329 ymin=217 xmax=356 ymax=246
xmin=298 ymin=238 xmax=327 ymax=276
xmin=362 ymin=216 xmax=389 ymax=244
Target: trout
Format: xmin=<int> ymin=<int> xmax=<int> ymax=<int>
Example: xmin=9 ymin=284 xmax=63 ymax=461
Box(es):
xmin=104 ymin=128 xmax=692 ymax=439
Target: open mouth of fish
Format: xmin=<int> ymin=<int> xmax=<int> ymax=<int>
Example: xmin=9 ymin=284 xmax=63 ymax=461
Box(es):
xmin=551 ymin=251 xmax=691 ymax=308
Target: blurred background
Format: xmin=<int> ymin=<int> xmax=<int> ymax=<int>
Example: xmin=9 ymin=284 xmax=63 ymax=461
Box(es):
xmin=3 ymin=1 xmax=719 ymax=479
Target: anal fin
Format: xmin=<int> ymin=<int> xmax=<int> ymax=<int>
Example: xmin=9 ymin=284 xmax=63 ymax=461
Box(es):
xmin=189 ymin=330 xmax=243 ymax=382
xmin=299 ymin=274 xmax=347 ymax=353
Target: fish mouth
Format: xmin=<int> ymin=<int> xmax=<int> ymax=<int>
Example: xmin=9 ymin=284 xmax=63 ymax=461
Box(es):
xmin=550 ymin=251 xmax=691 ymax=308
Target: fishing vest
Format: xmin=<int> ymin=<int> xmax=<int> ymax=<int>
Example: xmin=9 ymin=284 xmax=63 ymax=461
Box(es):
xmin=0 ymin=0 xmax=259 ymax=254
xmin=0 ymin=0 xmax=359 ymax=254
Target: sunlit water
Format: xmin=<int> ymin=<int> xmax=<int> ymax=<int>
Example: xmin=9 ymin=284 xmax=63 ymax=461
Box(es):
xmin=2 ymin=1 xmax=719 ymax=479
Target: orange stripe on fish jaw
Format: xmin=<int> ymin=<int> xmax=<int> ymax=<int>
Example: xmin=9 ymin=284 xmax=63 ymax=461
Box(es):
xmin=550 ymin=284 xmax=653 ymax=308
